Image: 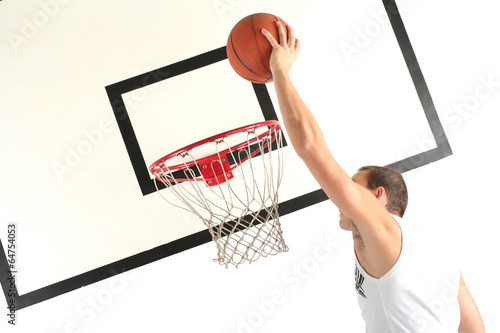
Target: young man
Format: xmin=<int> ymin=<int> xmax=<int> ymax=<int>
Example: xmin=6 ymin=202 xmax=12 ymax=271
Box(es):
xmin=261 ymin=22 xmax=485 ymax=332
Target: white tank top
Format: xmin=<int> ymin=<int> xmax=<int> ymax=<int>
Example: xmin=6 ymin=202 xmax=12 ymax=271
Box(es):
xmin=354 ymin=216 xmax=461 ymax=332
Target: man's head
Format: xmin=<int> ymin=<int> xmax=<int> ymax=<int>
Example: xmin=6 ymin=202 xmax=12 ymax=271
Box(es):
xmin=356 ymin=165 xmax=408 ymax=217
xmin=339 ymin=166 xmax=408 ymax=230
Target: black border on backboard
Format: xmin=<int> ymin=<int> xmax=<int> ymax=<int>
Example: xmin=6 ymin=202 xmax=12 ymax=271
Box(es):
xmin=1 ymin=0 xmax=452 ymax=310
xmin=104 ymin=47 xmax=286 ymax=196
xmin=108 ymin=46 xmax=288 ymax=248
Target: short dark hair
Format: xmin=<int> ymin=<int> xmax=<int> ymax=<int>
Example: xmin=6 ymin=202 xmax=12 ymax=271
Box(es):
xmin=358 ymin=166 xmax=408 ymax=217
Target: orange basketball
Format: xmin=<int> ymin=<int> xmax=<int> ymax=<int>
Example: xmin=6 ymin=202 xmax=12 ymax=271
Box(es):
xmin=227 ymin=13 xmax=288 ymax=84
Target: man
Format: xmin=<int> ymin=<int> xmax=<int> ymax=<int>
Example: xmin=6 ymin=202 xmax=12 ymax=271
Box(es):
xmin=261 ymin=22 xmax=485 ymax=332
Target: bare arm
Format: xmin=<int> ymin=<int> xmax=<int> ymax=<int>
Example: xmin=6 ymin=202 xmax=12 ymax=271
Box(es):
xmin=261 ymin=22 xmax=401 ymax=276
xmin=458 ymin=273 xmax=485 ymax=333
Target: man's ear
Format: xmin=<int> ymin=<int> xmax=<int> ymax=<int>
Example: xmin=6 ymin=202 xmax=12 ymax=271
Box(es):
xmin=375 ymin=186 xmax=389 ymax=208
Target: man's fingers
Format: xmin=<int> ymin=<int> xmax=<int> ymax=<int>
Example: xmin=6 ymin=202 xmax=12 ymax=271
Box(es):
xmin=287 ymin=25 xmax=296 ymax=49
xmin=276 ymin=21 xmax=287 ymax=46
xmin=261 ymin=28 xmax=279 ymax=48
xmin=263 ymin=21 xmax=299 ymax=54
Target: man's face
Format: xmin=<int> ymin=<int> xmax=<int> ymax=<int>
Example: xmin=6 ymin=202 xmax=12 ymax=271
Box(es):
xmin=338 ymin=170 xmax=373 ymax=231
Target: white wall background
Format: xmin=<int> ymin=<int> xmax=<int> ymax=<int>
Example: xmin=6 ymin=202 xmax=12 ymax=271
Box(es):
xmin=1 ymin=0 xmax=499 ymax=332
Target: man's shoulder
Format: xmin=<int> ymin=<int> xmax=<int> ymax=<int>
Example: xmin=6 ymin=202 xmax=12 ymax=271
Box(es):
xmin=352 ymin=214 xmax=403 ymax=279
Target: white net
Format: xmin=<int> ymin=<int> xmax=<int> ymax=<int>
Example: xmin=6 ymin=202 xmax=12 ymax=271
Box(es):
xmin=151 ymin=122 xmax=288 ymax=268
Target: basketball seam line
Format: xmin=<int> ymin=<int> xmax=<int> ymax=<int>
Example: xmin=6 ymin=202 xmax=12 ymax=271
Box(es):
xmin=251 ymin=14 xmax=273 ymax=82
xmin=230 ymin=29 xmax=268 ymax=83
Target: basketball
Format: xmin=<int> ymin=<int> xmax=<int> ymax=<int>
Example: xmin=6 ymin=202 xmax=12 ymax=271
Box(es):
xmin=227 ymin=13 xmax=288 ymax=84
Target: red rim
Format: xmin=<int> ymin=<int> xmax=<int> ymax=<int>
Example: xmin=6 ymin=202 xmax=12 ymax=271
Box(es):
xmin=149 ymin=121 xmax=281 ymax=178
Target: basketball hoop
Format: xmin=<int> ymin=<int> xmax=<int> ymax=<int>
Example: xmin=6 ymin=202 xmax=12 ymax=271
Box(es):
xmin=150 ymin=121 xmax=288 ymax=267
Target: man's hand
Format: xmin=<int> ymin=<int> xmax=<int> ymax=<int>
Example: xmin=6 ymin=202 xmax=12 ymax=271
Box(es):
xmin=261 ymin=21 xmax=300 ymax=79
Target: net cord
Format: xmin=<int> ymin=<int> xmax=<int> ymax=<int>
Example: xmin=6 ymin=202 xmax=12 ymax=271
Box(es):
xmin=152 ymin=126 xmax=287 ymax=267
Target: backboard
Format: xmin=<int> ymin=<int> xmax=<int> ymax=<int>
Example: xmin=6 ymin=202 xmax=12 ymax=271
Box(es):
xmin=0 ymin=0 xmax=451 ymax=309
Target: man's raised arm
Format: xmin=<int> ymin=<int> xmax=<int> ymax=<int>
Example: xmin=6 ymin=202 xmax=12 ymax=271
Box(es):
xmin=261 ymin=22 xmax=401 ymax=277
